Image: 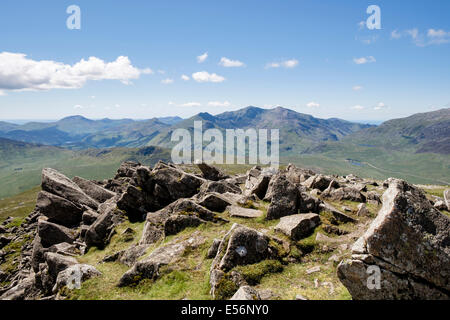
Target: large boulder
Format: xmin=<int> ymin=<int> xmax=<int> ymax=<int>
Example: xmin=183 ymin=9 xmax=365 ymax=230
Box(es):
xmin=215 ymin=225 xmax=271 ymax=271
xmin=36 ymin=191 xmax=84 ymax=227
xmin=38 ymin=220 xmax=78 ymax=248
xmin=209 ymin=224 xmax=284 ymax=298
xmin=304 ymin=174 xmax=332 ymax=191
xmin=85 ymin=198 xmax=123 ymax=249
xmin=197 ymin=193 xmax=233 ymax=212
xmin=246 ymin=175 xmax=271 ymax=200
xmin=337 ymin=178 xmax=450 ymax=300
xmin=139 ymin=199 xmax=222 ymax=245
xmin=275 ymin=213 xmax=321 ymax=240
xmin=196 ymin=163 xmax=229 ymax=181
xmin=44 ymin=252 xmax=78 ymax=279
xmin=117 ymin=165 xmax=205 ymax=221
xmin=41 ymin=168 xmax=99 ymax=210
xmin=73 ymin=176 xmax=116 ymax=203
xmin=266 ymin=175 xmax=299 ymax=220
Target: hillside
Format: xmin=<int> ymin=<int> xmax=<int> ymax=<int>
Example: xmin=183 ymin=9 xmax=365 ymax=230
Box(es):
xmin=0 ymin=138 xmax=171 ymax=199
xmin=1 ymin=107 xmax=449 ymax=194
xmin=343 ymin=108 xmax=450 ymax=154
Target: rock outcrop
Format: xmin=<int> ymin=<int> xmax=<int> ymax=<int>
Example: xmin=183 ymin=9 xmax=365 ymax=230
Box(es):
xmin=2 ymin=161 xmax=448 ymax=301
xmin=117 ymin=163 xmax=205 ymax=221
xmin=337 ymin=179 xmax=450 ymax=300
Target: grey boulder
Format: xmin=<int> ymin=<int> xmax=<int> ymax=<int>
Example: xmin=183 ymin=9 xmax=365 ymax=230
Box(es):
xmin=337 ymin=178 xmax=450 ymax=300
xmin=36 ymin=191 xmax=83 ymax=227
xmin=73 ymin=176 xmax=116 ymax=203
xmin=41 ymin=168 xmax=99 ymax=210
xmin=275 ymin=213 xmax=321 ymax=240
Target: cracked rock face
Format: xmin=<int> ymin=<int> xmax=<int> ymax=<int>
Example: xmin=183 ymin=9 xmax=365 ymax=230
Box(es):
xmin=337 ymin=178 xmax=450 ymax=300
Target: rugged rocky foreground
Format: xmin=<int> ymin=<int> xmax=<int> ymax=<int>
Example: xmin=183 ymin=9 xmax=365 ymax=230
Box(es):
xmin=0 ymin=161 xmax=449 ymax=300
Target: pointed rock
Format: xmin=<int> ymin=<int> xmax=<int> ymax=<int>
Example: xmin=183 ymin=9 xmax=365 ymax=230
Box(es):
xmin=41 ymin=168 xmax=99 ymax=210
xmin=337 ymin=179 xmax=450 ymax=300
xmin=36 ymin=191 xmax=83 ymax=227
xmin=73 ymin=176 xmax=116 ymax=203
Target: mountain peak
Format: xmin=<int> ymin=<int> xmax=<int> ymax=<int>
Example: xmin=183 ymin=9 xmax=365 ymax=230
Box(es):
xmin=59 ymin=115 xmax=92 ymax=122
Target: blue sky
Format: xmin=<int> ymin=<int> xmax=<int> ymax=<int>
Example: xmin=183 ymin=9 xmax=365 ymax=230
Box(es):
xmin=0 ymin=0 xmax=449 ymax=122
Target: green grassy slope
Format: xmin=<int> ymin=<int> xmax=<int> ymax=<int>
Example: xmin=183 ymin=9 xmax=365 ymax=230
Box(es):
xmin=284 ymin=142 xmax=450 ymax=185
xmin=0 ymin=141 xmax=171 ymax=199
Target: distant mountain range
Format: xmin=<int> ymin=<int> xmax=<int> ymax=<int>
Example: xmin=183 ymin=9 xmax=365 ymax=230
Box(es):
xmin=0 ymin=106 xmax=449 ymax=198
xmin=0 ymin=107 xmax=372 ymax=151
xmin=343 ymin=108 xmax=450 ymax=155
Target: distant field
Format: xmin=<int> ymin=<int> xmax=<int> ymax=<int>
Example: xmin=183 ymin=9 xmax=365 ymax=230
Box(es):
xmin=0 ymin=146 xmax=171 ymax=199
xmin=283 ymin=143 xmax=450 ymax=185
xmin=0 ymin=186 xmax=40 ymax=224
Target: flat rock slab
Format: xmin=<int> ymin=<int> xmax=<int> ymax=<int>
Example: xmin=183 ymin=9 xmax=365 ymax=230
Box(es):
xmin=228 ymin=205 xmax=264 ymax=219
xmin=275 ymin=213 xmax=321 ymax=240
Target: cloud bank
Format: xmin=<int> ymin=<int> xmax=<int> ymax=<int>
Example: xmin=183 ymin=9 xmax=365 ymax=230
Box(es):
xmin=0 ymin=52 xmax=152 ymax=92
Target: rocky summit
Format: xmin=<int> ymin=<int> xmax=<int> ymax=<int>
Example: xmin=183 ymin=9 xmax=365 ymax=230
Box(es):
xmin=0 ymin=161 xmax=449 ymax=300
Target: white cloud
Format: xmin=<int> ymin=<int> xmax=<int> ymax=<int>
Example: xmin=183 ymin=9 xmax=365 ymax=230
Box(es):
xmin=266 ymin=59 xmax=299 ymax=69
xmin=74 ymin=104 xmax=84 ymax=109
xmin=352 ymin=85 xmax=363 ymax=91
xmin=407 ymin=28 xmax=419 ymax=40
xmin=208 ymin=101 xmax=231 ymax=107
xmin=427 ymin=28 xmax=450 ymax=44
xmin=179 ymin=102 xmax=202 ymax=107
xmin=197 ymin=52 xmax=208 ymax=63
xmin=90 ymin=95 xmax=96 ymax=99
xmin=161 ymin=78 xmax=174 ymax=84
xmin=157 ymin=70 xmax=166 ymax=74
xmin=0 ymin=52 xmax=152 ymax=92
xmin=115 ymin=104 xmax=121 ymax=108
xmin=353 ymin=56 xmax=376 ymax=65
xmin=391 ymin=29 xmax=402 ymax=39
xmin=306 ymin=101 xmax=320 ymax=108
xmin=192 ymin=71 xmax=225 ymax=83
xmin=391 ymin=28 xmax=450 ymax=46
xmin=351 ymin=105 xmax=365 ymax=110
xmin=0 ymin=90 xmax=6 ymax=96
xmin=181 ymin=74 xmax=190 ymax=81
xmin=283 ymin=59 xmax=299 ymax=68
xmin=219 ymin=57 xmax=245 ymax=67
xmin=374 ymin=102 xmax=387 ymax=110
